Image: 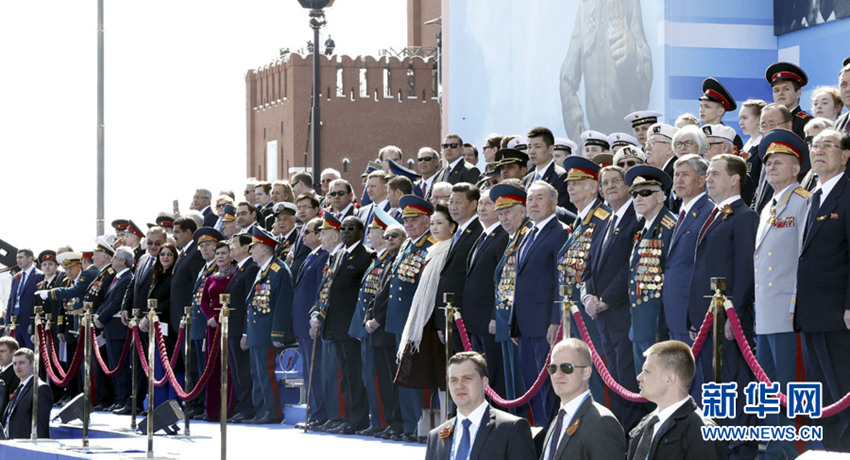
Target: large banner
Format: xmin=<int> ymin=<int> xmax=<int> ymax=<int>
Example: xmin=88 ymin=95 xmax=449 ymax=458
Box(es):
xmin=775 ymin=0 xmax=850 ymax=34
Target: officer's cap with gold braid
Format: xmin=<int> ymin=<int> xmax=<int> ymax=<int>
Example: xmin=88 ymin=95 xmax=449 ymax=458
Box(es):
xmin=111 ymin=219 xmax=129 ymax=234
xmin=221 ymin=204 xmax=237 ymax=222
xmin=250 ymin=226 xmax=278 ymax=249
xmin=93 ymin=236 xmax=115 ymax=257
xmin=193 ymin=227 xmax=224 ymax=245
xmin=625 ymin=165 xmax=672 ymax=193
xmin=321 ymin=212 xmax=342 ymax=231
xmin=399 ymin=194 xmax=433 ymax=218
xmin=624 ymin=110 xmax=662 ymax=128
xmin=126 ymin=220 xmax=145 ymax=238
xmin=370 ymin=205 xmax=400 ymax=230
xmin=759 ymin=128 xmax=806 ymax=166
xmin=57 ymin=251 xmax=83 ymax=268
xmin=563 ymin=156 xmax=601 ymax=182
xmin=766 ymin=62 xmax=808 ymax=88
xmin=489 ymin=183 xmax=526 ymax=210
xmin=495 ymin=148 xmax=529 ymax=167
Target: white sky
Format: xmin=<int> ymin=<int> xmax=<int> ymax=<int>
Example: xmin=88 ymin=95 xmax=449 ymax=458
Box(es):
xmin=0 ymin=1 xmax=406 ymax=258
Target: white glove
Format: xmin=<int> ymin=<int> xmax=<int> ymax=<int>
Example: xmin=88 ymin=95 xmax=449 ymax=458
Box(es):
xmin=36 ymin=290 xmax=48 ymax=300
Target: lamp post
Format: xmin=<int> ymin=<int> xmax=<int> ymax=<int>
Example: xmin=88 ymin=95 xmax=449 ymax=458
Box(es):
xmin=297 ymin=0 xmax=335 ymax=193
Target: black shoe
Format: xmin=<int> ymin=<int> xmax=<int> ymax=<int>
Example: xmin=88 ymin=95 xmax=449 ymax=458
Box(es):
xmin=379 ymin=426 xmax=400 ymax=439
xmin=106 ymin=402 xmax=122 ymax=411
xmin=250 ymin=415 xmax=283 ymax=425
xmin=313 ymin=419 xmax=341 ymax=432
xmin=183 ymin=407 xmax=203 ymax=418
xmin=92 ymin=403 xmax=108 ymax=411
xmin=355 ymin=426 xmax=381 ymax=436
xmin=227 ymin=413 xmax=248 ymax=424
xmin=327 ymin=422 xmax=359 ymax=435
xmin=192 ymin=413 xmax=206 ymax=421
xmin=112 ymin=405 xmax=132 ymax=415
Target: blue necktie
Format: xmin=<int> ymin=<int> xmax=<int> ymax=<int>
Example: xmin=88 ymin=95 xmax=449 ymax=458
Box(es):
xmin=547 ymin=408 xmax=567 ymax=460
xmin=15 ymin=270 xmax=27 ymax=311
xmin=519 ymin=227 xmax=539 ymax=265
xmin=805 ymin=188 xmax=822 ymax=241
xmin=455 ymin=419 xmax=472 ymax=460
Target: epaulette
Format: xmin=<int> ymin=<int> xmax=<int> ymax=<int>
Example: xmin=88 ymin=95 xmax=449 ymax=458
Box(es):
xmin=660 ymin=214 xmax=676 ymax=230
xmin=423 ymin=234 xmax=438 ymax=245
xmin=793 ymin=187 xmax=810 ymax=199
xmin=270 ymin=262 xmax=281 ymax=273
xmin=593 ymin=208 xmax=611 ymax=221
xmin=106 ymin=267 xmax=115 ymax=275
xmin=796 ymin=111 xmax=812 ymax=120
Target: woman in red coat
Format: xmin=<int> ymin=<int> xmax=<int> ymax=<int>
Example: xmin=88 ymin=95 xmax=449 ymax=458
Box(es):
xmin=200 ymin=242 xmax=237 ymax=421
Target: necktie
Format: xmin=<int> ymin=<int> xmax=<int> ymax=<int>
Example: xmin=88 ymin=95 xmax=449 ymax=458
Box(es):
xmin=455 ymin=419 xmax=472 ymax=460
xmin=844 ymin=118 xmax=850 ymax=134
xmin=677 ymin=209 xmax=686 ymax=224
xmin=421 ymin=181 xmax=428 ymax=197
xmin=469 ymin=233 xmax=487 ymax=266
xmin=451 ymin=228 xmax=463 ymax=250
xmin=632 ymin=415 xmax=659 ymax=460
xmin=805 ymin=188 xmax=823 ymax=241
xmin=698 ymin=207 xmax=720 ymax=242
xmin=519 ymin=227 xmax=539 ymax=265
xmin=534 ymin=172 xmax=542 ymax=182
xmin=601 ymin=216 xmax=618 ymax=255
xmin=15 ymin=270 xmax=27 ymax=309
xmin=546 ymin=408 xmax=567 ymax=460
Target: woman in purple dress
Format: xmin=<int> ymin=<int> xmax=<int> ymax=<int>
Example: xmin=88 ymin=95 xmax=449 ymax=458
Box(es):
xmin=200 ymin=242 xmax=237 ymax=421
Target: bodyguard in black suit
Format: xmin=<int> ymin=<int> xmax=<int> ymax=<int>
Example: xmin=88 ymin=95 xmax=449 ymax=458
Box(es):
xmin=3 ymin=349 xmax=52 ymax=439
xmin=687 ymin=154 xmax=758 ymax=460
xmin=425 ymin=352 xmax=536 ymax=460
xmin=0 ymin=337 xmax=20 ymax=418
xmin=310 ymin=216 xmax=375 ymax=434
xmin=436 ymin=134 xmax=481 ymax=185
xmin=795 ymin=129 xmax=850 ymax=452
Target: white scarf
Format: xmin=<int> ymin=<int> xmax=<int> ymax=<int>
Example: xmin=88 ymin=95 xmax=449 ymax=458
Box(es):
xmin=397 ymin=239 xmax=451 ymax=360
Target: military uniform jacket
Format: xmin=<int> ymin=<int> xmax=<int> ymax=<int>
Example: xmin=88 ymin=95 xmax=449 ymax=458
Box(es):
xmin=34 ymin=273 xmax=65 ymax=335
xmin=385 ymin=231 xmax=437 ymax=335
xmin=84 ymin=265 xmax=116 ymax=312
xmin=49 ymin=266 xmax=99 ymax=338
xmin=366 ymin=252 xmax=399 ymax=348
xmin=628 ymin=209 xmax=676 ymax=343
xmin=754 ymin=184 xmax=808 ymax=335
xmin=224 ymin=257 xmax=259 ymax=339
xmin=558 ymin=199 xmax=611 ymax=295
xmin=796 ymin=173 xmax=850 ymax=332
xmin=246 ymin=257 xmax=294 ymax=347
xmin=190 ymin=262 xmax=217 ymax=341
xmin=349 ymin=249 xmax=392 ymax=339
xmin=494 ymin=218 xmax=533 ymax=342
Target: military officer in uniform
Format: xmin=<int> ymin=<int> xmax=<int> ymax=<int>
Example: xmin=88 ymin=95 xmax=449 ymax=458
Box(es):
xmin=85 ymin=236 xmax=118 ymax=409
xmin=624 ymin=166 xmax=676 ymax=374
xmin=766 ymin=61 xmax=813 ymax=141
xmin=272 ymin=202 xmax=298 ymax=260
xmin=244 ymin=226 xmax=294 ymax=424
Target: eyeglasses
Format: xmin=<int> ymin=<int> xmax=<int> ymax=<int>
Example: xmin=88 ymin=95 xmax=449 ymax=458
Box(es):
xmin=811 ymin=142 xmax=839 ymax=151
xmin=328 ymin=191 xmax=348 ymax=197
xmin=617 ymin=160 xmax=638 ymax=168
xmin=383 ymin=232 xmax=402 ymax=240
xmin=146 ymin=241 xmax=163 ymax=247
xmin=600 ymin=177 xmax=624 ymax=187
xmin=441 ymin=142 xmax=460 ymax=149
xmin=708 ymin=142 xmax=725 ymax=148
xmin=631 ymin=189 xmax=660 ymax=198
xmin=216 ymin=203 xmax=226 ymax=208
xmin=159 ymin=252 xmax=175 ymax=258
xmin=546 ymin=362 xmax=590 ymax=375
xmin=673 ymin=140 xmax=696 ymax=149
xmin=339 ymin=225 xmax=358 ymax=232
xmin=417 ymin=157 xmax=436 ymax=162
xmin=647 ymin=139 xmax=670 ymax=148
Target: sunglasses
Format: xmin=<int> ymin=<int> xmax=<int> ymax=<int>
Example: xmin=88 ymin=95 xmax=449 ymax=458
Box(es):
xmin=146 ymin=241 xmax=163 ymax=247
xmin=617 ymin=160 xmax=638 ymax=168
xmin=441 ymin=142 xmax=460 ymax=149
xmin=383 ymin=232 xmax=402 ymax=240
xmin=546 ymin=362 xmax=589 ymax=375
xmin=418 ymin=157 xmax=436 ymax=162
xmin=631 ymin=189 xmax=659 ymax=198
xmin=328 ymin=191 xmax=348 ymax=197
xmin=339 ymin=225 xmax=358 ymax=232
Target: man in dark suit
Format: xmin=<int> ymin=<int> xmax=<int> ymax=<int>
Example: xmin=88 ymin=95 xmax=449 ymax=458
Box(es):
xmin=512 ymin=181 xmax=569 ymax=427
xmin=223 ymin=233 xmax=259 ymax=423
xmin=3 ymin=348 xmax=52 ymax=439
xmin=582 ymin=165 xmax=644 ymax=432
xmin=435 ymin=133 xmax=481 ymax=185
xmin=433 ymin=183 xmax=482 ymax=347
xmin=5 ymin=249 xmax=43 ymax=349
xmin=0 ymin=337 xmax=20 ymax=418
xmin=425 ymin=351 xmax=536 ymax=460
xmin=629 ymin=341 xmax=726 ymax=460
xmin=687 ymin=154 xmax=758 ymax=460
xmin=522 ymin=127 xmax=574 ymax=212
xmin=325 ymin=179 xmax=358 ymax=221
xmin=310 ymin=216 xmax=375 ymax=434
xmin=541 ymin=339 xmax=624 ymax=460
xmin=836 ymin=64 xmax=850 ymax=134
xmin=190 ymin=188 xmax=217 ymax=228
xmin=93 ymin=247 xmax=134 ymax=414
xmin=358 ymin=170 xmax=391 ymax=248
xmin=170 ymin=217 xmax=205 ymax=353
xmin=795 ymin=129 xmax=850 ymax=452
xmin=414 ymin=147 xmax=441 ymax=201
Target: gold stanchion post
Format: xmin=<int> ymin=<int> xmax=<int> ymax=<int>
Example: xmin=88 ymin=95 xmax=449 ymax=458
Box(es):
xmin=560 ymin=285 xmax=573 ymax=340
xmin=709 ymin=277 xmax=727 ymax=384
xmin=147 ymin=299 xmax=157 ymax=458
xmin=31 ymin=305 xmax=43 ymax=441
xmin=182 ymin=306 xmax=192 ymax=437
xmin=131 ymin=308 xmax=140 ymax=431
xmin=218 ymin=293 xmax=231 ymax=460
xmin=441 ymin=292 xmax=456 ymax=419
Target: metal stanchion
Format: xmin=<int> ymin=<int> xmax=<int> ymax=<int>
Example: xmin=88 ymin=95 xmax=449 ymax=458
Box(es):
xmin=710 ymin=277 xmax=727 ymax=384
xmin=132 ymin=308 xmax=140 ymax=431
xmin=560 ymin=285 xmax=573 ymax=340
xmin=442 ymin=292 xmax=456 ymax=418
xmin=182 ymin=306 xmax=192 ymax=437
xmin=31 ymin=306 xmax=43 ymax=441
xmin=9 ymin=315 xmax=17 ymax=338
xmin=147 ymin=300 xmax=157 ymax=458
xmin=219 ymin=293 xmax=231 ymax=460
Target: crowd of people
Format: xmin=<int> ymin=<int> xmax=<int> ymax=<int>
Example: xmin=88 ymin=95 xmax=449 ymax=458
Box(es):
xmin=2 ymin=58 xmax=850 ymax=459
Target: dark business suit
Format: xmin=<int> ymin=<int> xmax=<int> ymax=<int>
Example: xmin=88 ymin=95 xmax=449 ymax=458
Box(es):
xmin=0 ymin=365 xmax=19 ymax=419
xmin=425 ymin=404 xmax=536 ymax=460
xmin=512 ymin=216 xmax=569 ymax=427
xmin=687 ymin=198 xmax=758 ymax=459
xmin=433 ymin=217 xmax=483 ymax=339
xmin=291 ymin=249 xmax=329 ymax=421
xmin=626 ymin=397 xmax=726 ymax=460
xmin=796 ymin=173 xmax=850 ymax=451
xmin=202 ymin=206 xmax=217 ymax=227
xmin=835 ymin=112 xmax=850 ymax=133
xmin=95 ymin=269 xmax=133 ymax=406
xmin=121 ymin=253 xmax=155 ymax=406
xmin=171 ymin=241 xmax=204 ymax=376
xmin=3 ymin=376 xmax=52 ymax=439
xmin=540 ymin=395 xmax=626 ymax=460
xmin=315 ymin=243 xmax=374 ymax=429
xmin=5 ymin=267 xmax=43 ymax=349
xmin=523 ymin=162 xmax=575 ymax=212
xmin=289 ymin=230 xmax=312 ymax=280
xmin=583 ymin=203 xmax=644 ymax=431
xmin=224 ymin=257 xmax=259 ymax=419
xmin=436 ymin=159 xmax=481 ymax=185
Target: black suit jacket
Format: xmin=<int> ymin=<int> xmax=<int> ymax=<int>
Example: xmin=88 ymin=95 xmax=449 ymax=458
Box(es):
xmin=425 ymin=404 xmax=536 ymax=460
xmin=433 ymin=218 xmax=483 ymax=330
xmin=0 ymin=365 xmax=19 ymax=418
xmin=170 ymin=242 xmax=205 ymax=334
xmin=95 ymin=269 xmax=132 ymax=341
xmin=3 ymin=377 xmax=52 ymax=439
xmin=202 ymin=206 xmax=217 ymax=227
xmin=541 ymin=396 xmax=625 ymax=460
xmin=523 ymin=162 xmax=575 ymax=212
xmin=584 ymin=203 xmax=642 ymax=312
xmin=627 ymin=397 xmax=726 ymax=460
xmin=225 ymin=258 xmax=260 ymax=339
xmin=462 ymin=225 xmax=509 ymax=333
xmin=323 ymin=244 xmax=375 ymax=340
xmin=437 ymin=159 xmax=481 ymax=185
xmin=289 ymin=232 xmax=312 ymax=280
xmin=123 ymin=253 xmax=156 ymax=314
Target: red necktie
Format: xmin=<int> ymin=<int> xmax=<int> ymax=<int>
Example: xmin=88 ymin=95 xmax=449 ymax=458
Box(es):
xmin=698 ymin=207 xmax=720 ymax=242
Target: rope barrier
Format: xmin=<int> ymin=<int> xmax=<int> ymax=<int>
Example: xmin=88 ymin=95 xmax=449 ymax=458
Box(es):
xmin=90 ymin=326 xmax=133 ymax=377
xmin=132 ymin=326 xmax=170 ymax=387
xmin=37 ymin=324 xmax=85 ymax=387
xmin=44 ymin=329 xmax=68 ymax=378
xmin=153 ymin=321 xmax=221 ymax=401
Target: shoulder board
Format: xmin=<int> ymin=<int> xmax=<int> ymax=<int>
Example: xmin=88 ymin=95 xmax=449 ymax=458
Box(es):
xmin=660 ymin=214 xmax=676 ymax=230
xmin=593 ymin=208 xmax=611 ymax=221
xmin=270 ymin=262 xmax=281 ymax=273
xmin=793 ymin=187 xmax=810 ymax=198
xmin=423 ymin=235 xmax=438 ymax=245
xmin=106 ymin=267 xmax=115 ymax=275
xmin=796 ymin=111 xmax=812 ymax=120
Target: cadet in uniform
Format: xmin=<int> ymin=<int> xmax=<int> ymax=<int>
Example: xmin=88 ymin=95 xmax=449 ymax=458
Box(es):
xmin=766 ymin=61 xmax=813 ymax=141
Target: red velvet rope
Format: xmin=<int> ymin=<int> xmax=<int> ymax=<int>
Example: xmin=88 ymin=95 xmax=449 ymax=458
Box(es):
xmin=455 ymin=316 xmax=563 ymax=408
xmin=44 ymin=329 xmax=67 ymax=378
xmin=90 ymin=326 xmax=133 ymax=377
xmin=132 ymin=326 xmax=169 ymax=386
xmin=153 ymin=321 xmax=221 ymax=401
xmin=37 ymin=324 xmax=86 ymax=387
xmin=690 ymin=308 xmax=715 ymax=358
xmin=724 ymin=304 xmax=850 ymax=418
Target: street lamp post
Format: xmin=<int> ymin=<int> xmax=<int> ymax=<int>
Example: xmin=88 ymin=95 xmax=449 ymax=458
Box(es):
xmin=297 ymin=0 xmax=335 ymax=193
